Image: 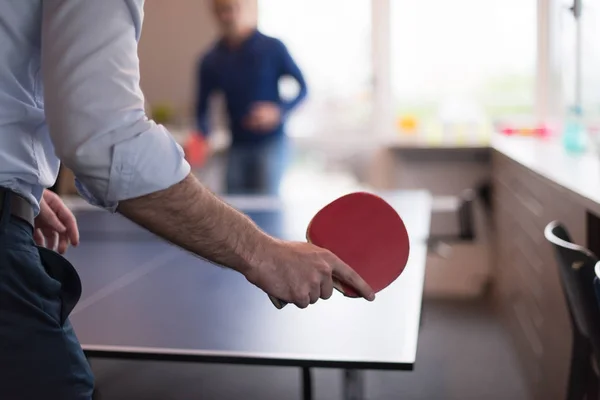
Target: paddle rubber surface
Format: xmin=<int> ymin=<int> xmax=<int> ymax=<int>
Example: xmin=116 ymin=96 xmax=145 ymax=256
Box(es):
xmin=270 ymin=192 xmax=411 ymax=308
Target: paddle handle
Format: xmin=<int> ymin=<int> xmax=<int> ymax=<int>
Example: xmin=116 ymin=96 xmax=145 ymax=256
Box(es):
xmin=269 ymin=279 xmax=345 ymax=309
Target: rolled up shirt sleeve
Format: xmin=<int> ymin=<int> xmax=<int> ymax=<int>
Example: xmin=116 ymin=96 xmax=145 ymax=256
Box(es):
xmin=41 ymin=0 xmax=190 ymax=212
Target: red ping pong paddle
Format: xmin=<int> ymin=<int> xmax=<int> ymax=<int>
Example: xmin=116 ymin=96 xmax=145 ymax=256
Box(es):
xmin=269 ymin=192 xmax=410 ymax=309
xmin=184 ymin=133 xmax=209 ymax=167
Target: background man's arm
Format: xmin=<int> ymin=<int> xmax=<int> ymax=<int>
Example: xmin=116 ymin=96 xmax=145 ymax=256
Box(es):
xmin=277 ymin=40 xmax=308 ymax=119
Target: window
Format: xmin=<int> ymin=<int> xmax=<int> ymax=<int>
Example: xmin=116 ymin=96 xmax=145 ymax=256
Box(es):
xmin=581 ymin=2 xmax=600 ymax=121
xmin=258 ymin=0 xmax=373 ymax=137
xmin=258 ymin=0 xmax=542 ymax=142
xmin=389 ymin=0 xmax=537 ymax=139
xmin=556 ymin=0 xmax=600 ymax=127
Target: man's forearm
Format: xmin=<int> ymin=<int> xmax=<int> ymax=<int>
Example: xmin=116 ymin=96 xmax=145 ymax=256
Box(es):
xmin=116 ymin=173 xmax=273 ymax=275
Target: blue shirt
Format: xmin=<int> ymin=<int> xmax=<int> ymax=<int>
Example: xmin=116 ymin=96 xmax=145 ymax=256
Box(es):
xmin=196 ymin=30 xmax=307 ymax=145
xmin=0 ymin=0 xmax=190 ymax=214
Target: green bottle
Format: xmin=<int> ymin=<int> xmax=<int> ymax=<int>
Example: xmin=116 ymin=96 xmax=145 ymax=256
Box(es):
xmin=563 ymin=106 xmax=587 ymax=153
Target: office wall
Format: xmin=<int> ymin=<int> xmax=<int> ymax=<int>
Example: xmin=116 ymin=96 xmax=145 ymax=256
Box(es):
xmin=138 ymin=0 xmax=257 ymax=122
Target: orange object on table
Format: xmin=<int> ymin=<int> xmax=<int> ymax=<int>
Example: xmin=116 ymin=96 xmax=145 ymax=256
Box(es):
xmin=184 ymin=133 xmax=208 ymax=167
xmin=397 ymin=115 xmax=418 ymax=134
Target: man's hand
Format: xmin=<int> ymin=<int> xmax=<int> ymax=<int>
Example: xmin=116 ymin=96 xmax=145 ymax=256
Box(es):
xmin=34 ymin=190 xmax=79 ymax=254
xmin=245 ymin=240 xmax=375 ymax=309
xmin=243 ymin=102 xmax=281 ymax=133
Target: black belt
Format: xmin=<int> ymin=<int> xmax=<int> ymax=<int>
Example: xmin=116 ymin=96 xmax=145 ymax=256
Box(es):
xmin=0 ymin=189 xmax=35 ymax=228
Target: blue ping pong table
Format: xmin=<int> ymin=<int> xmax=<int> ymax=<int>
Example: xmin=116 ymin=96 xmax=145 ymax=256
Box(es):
xmin=64 ymin=191 xmax=432 ymax=400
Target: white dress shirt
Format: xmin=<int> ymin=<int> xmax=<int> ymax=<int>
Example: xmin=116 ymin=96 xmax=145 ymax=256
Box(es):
xmin=0 ymin=0 xmax=190 ymax=214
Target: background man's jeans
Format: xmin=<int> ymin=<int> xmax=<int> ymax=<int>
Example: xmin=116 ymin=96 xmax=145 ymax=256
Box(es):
xmin=226 ymin=135 xmax=290 ymax=196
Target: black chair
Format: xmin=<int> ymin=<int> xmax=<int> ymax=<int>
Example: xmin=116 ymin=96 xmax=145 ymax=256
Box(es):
xmin=428 ymin=188 xmax=477 ymax=247
xmin=545 ymin=221 xmax=600 ymax=400
xmin=595 ymin=264 xmax=600 ymax=329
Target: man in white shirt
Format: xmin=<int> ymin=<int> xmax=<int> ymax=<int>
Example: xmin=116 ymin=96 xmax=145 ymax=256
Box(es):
xmin=0 ymin=1 xmax=374 ymax=398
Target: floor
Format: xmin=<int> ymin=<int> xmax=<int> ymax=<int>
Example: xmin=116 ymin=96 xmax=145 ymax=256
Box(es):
xmin=91 ymin=298 xmax=530 ymax=400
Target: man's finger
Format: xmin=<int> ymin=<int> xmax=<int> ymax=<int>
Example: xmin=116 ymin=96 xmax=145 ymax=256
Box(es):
xmin=56 ymin=208 xmax=79 ymax=246
xmin=294 ymin=295 xmax=310 ymax=309
xmin=44 ymin=230 xmax=58 ymax=251
xmin=320 ymin=277 xmax=334 ymax=300
xmin=34 ymin=229 xmax=45 ymax=247
xmin=333 ymin=262 xmax=375 ymax=301
xmin=42 ymin=210 xmax=67 ymax=234
xmin=309 ymin=287 xmax=320 ymax=304
xmin=57 ymin=234 xmax=70 ymax=255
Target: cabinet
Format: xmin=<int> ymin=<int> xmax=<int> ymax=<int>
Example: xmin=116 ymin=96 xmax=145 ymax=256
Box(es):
xmin=492 ymin=150 xmax=585 ymax=400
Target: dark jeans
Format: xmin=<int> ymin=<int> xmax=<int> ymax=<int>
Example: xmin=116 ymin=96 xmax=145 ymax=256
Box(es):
xmin=0 ymin=192 xmax=94 ymax=399
xmin=226 ymin=135 xmax=290 ymax=196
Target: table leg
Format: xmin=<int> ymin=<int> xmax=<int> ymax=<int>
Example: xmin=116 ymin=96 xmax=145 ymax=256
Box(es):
xmin=92 ymin=388 xmax=102 ymax=400
xmin=302 ymin=367 xmax=313 ymax=400
xmin=85 ymin=356 xmax=102 ymax=400
xmin=343 ymin=369 xmax=365 ymax=400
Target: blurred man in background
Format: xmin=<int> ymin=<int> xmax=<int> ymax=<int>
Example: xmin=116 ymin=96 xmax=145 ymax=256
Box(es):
xmin=196 ymin=0 xmax=307 ymax=196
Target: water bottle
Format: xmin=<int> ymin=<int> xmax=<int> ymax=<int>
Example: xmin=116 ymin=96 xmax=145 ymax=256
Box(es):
xmin=563 ymin=106 xmax=588 ymax=153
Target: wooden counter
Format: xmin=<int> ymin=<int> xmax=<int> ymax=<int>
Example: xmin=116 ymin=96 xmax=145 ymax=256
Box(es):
xmin=491 ymin=135 xmax=600 ymax=400
xmin=493 ymin=135 xmax=600 ymax=216
xmin=376 ymin=134 xmax=600 ymax=399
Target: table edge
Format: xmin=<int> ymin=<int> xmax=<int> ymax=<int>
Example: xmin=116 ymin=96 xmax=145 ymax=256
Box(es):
xmin=83 ymin=345 xmax=415 ymax=371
